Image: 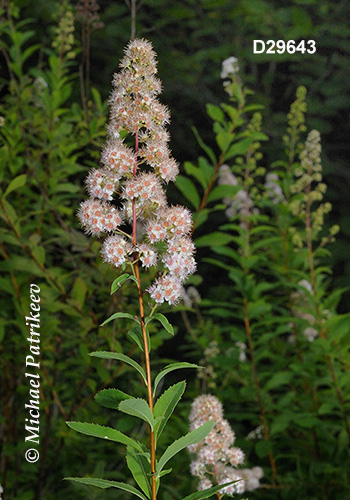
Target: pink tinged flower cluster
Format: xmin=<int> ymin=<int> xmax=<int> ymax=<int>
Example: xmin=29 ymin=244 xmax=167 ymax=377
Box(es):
xmin=188 ymin=394 xmax=263 ymax=495
xmin=77 ymin=38 xmax=195 ymax=305
xmin=78 ymin=199 xmax=123 ymax=235
xmin=85 ymin=169 xmax=120 ymax=200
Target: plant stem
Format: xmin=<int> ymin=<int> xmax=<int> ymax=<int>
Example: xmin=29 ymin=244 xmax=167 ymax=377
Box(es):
xmin=134 ymin=259 xmax=157 ymax=500
xmin=131 ymin=129 xmax=156 ymax=499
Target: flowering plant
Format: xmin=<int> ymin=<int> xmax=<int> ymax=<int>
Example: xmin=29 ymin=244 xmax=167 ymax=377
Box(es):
xmin=175 ymin=61 xmax=350 ymax=499
xmin=66 ymin=39 xmax=237 ymax=500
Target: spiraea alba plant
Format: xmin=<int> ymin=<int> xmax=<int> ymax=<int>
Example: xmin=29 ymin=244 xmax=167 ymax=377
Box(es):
xmin=66 ymin=39 xmax=233 ymax=500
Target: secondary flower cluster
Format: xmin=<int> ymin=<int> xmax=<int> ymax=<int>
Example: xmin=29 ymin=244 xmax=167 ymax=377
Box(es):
xmin=188 ymin=394 xmax=263 ymax=496
xmin=288 ymin=279 xmax=331 ymax=343
xmin=77 ymin=39 xmax=196 ymax=304
xmin=218 ymin=165 xmax=256 ymax=219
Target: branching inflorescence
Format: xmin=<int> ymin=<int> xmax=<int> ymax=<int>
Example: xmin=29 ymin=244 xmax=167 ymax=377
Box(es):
xmin=188 ymin=395 xmax=263 ymax=495
xmin=77 ymin=38 xmax=196 ymax=305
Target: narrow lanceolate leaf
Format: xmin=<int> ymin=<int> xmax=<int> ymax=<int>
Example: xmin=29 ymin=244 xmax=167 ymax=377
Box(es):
xmin=90 ymin=351 xmax=147 ymax=385
xmin=111 ymin=274 xmax=137 ymax=294
xmin=145 ymin=313 xmax=174 ymax=335
xmin=127 ymin=326 xmax=151 ymax=353
xmin=154 ymin=381 xmax=186 ymax=440
xmin=66 ymin=422 xmax=143 ymax=452
xmin=95 ymin=388 xmax=132 ymax=410
xmin=126 ymin=445 xmax=151 ymax=498
xmin=157 ymin=420 xmax=214 ymax=474
xmin=65 ymin=477 xmax=148 ymax=500
xmin=181 ymin=481 xmax=239 ymax=500
xmin=119 ymin=398 xmax=155 ymax=429
xmin=4 ymin=174 xmax=27 ymax=197
xmin=175 ymin=175 xmax=201 ymax=209
xmin=153 ymin=362 xmax=198 ymax=396
xmin=100 ymin=311 xmax=139 ymax=327
xmin=192 ymin=126 xmax=217 ymax=165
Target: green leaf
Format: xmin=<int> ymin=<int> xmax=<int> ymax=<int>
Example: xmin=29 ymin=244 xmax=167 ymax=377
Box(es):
xmin=207 ymin=185 xmax=241 ymax=203
xmin=294 ymin=414 xmax=320 ymax=428
xmin=65 ymin=477 xmax=147 ymax=500
xmin=192 ymin=126 xmax=217 ymax=165
xmin=95 ymin=388 xmax=132 ymax=410
xmin=206 ymin=103 xmax=225 ymax=123
xmin=224 ymin=138 xmax=255 ymax=161
xmin=265 ymin=372 xmax=293 ymax=391
xmin=157 ymin=420 xmax=213 ymax=474
xmin=4 ymin=174 xmax=27 ymax=197
xmin=195 ymin=232 xmax=234 ymax=248
xmin=182 ymin=481 xmax=239 ymax=500
xmin=119 ymin=398 xmax=155 ymax=429
xmin=158 ymin=468 xmax=172 ymax=478
xmin=184 ymin=161 xmax=208 ymax=190
xmin=175 ymin=175 xmax=200 ymax=209
xmin=72 ymin=277 xmax=88 ymax=309
xmin=101 ymin=312 xmax=139 ymax=327
xmin=216 ymin=130 xmax=233 ymax=152
xmin=66 ymin=422 xmax=143 ymax=452
xmin=145 ymin=313 xmax=174 ymax=335
xmin=127 ymin=326 xmax=151 ymax=352
xmin=111 ymin=274 xmax=137 ymax=294
xmin=126 ymin=445 xmax=151 ymax=498
xmin=154 ymin=381 xmax=186 ymax=440
xmin=90 ymin=351 xmax=147 ymax=385
xmin=153 ymin=362 xmax=198 ymax=396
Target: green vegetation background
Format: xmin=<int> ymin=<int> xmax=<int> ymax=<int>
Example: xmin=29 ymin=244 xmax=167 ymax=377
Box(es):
xmin=1 ymin=1 xmax=349 ymax=500
xmin=21 ymin=0 xmax=350 ymax=306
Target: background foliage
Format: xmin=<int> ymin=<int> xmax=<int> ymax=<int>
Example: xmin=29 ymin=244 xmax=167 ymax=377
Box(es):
xmin=0 ymin=1 xmax=349 ymax=500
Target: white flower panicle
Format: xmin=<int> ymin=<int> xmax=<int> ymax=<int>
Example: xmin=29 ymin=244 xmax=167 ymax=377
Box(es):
xmin=218 ymin=165 xmax=257 ymax=219
xmin=265 ymin=172 xmax=285 ymax=204
xmin=287 ymin=279 xmax=329 ymax=343
xmin=77 ymin=38 xmax=196 ymax=304
xmin=188 ymin=394 xmax=263 ymax=496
